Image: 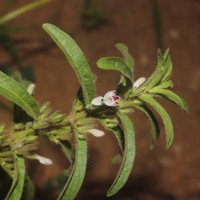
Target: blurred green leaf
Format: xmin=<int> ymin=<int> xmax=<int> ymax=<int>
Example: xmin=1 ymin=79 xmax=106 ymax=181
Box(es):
xmin=107 ymin=112 xmax=135 ymax=197
xmin=43 ymin=23 xmax=96 ymax=105
xmin=97 ymin=57 xmax=132 ymax=81
xmin=155 ymin=80 xmax=174 ymax=89
xmin=22 ymin=175 xmax=35 ymax=200
xmin=0 ymin=0 xmax=53 ymax=25
xmin=5 ymin=156 xmax=25 ymax=200
xmin=0 ymin=72 xmax=40 ymax=119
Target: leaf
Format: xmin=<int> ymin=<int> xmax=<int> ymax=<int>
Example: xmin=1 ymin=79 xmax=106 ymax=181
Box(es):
xmin=0 ymin=72 xmax=40 ymax=119
xmin=161 ymin=51 xmax=173 ymax=82
xmin=100 ymin=118 xmax=124 ymax=152
xmin=5 ymin=156 xmax=25 ymax=200
xmin=156 ymin=80 xmax=174 ymax=89
xmin=97 ymin=57 xmax=133 ymax=81
xmin=58 ymin=135 xmax=87 ymax=200
xmin=117 ymin=75 xmax=133 ymax=97
xmin=0 ymin=0 xmax=52 ymax=25
xmin=42 ymin=23 xmax=96 ymax=105
xmin=149 ymin=88 xmax=189 ymax=112
xmin=115 ymin=43 xmax=134 ymax=73
xmin=134 ymin=102 xmax=160 ymax=149
xmin=144 ymin=49 xmax=166 ymax=90
xmin=22 ymin=175 xmax=35 ymax=200
xmin=107 ymin=112 xmax=135 ymax=197
xmin=59 ymin=141 xmax=74 ymax=164
xmin=139 ymin=95 xmax=174 ymax=148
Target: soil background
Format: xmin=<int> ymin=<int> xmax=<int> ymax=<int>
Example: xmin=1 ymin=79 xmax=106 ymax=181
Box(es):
xmin=0 ymin=0 xmax=200 ymax=200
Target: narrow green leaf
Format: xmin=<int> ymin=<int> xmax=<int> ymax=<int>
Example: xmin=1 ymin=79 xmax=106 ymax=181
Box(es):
xmin=163 ymin=48 xmax=170 ymax=60
xmin=149 ymin=88 xmax=189 ymax=112
xmin=0 ymin=0 xmax=52 ymax=25
xmin=139 ymin=95 xmax=174 ymax=148
xmin=5 ymin=156 xmax=25 ymax=200
xmin=42 ymin=23 xmax=96 ymax=105
xmin=161 ymin=52 xmax=173 ymax=82
xmin=115 ymin=43 xmax=134 ymax=73
xmin=117 ymin=75 xmax=133 ymax=97
xmin=58 ymin=134 xmax=87 ymax=200
xmin=156 ymin=80 xmax=174 ymax=89
xmin=0 ymin=72 xmax=40 ymax=119
xmin=134 ymin=102 xmax=160 ymax=149
xmin=59 ymin=141 xmax=74 ymax=164
xmin=22 ymin=175 xmax=35 ymax=200
xmin=144 ymin=49 xmax=166 ymax=90
xmin=107 ymin=112 xmax=135 ymax=197
xmin=97 ymin=57 xmax=133 ymax=81
xmin=100 ymin=119 xmax=124 ymax=152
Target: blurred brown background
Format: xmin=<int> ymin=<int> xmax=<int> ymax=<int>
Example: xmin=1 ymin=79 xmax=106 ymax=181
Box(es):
xmin=0 ymin=0 xmax=200 ymax=199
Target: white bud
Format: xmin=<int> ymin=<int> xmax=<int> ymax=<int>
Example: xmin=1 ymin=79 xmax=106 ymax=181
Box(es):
xmin=31 ymin=154 xmax=53 ymax=165
xmin=88 ymin=129 xmax=105 ymax=137
xmin=133 ymin=77 xmax=146 ymax=88
xmin=91 ymin=96 xmax=104 ymax=106
xmin=27 ymin=83 xmax=36 ymax=95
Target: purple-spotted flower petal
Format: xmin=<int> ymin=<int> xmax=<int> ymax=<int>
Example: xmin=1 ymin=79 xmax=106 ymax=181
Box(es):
xmin=91 ymin=90 xmax=120 ymax=107
xmin=103 ymin=90 xmax=120 ymax=106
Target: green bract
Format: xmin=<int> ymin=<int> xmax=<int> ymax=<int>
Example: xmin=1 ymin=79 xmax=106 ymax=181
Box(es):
xmin=0 ymin=23 xmax=188 ymax=200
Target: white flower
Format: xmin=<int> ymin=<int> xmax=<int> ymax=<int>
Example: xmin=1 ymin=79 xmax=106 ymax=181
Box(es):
xmin=27 ymin=83 xmax=36 ymax=95
xmin=92 ymin=90 xmax=120 ymax=107
xmin=88 ymin=129 xmax=105 ymax=137
xmin=133 ymin=77 xmax=146 ymax=88
xmin=31 ymin=154 xmax=53 ymax=165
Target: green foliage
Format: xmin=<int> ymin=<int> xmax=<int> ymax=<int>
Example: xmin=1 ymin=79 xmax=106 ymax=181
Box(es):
xmin=139 ymin=95 xmax=174 ymax=148
xmin=0 ymin=72 xmax=40 ymax=119
xmin=0 ymin=23 xmax=188 ymax=200
xmin=97 ymin=57 xmax=133 ymax=81
xmin=115 ymin=43 xmax=134 ymax=73
xmin=107 ymin=112 xmax=135 ymax=197
xmin=5 ymin=156 xmax=25 ymax=200
xmin=42 ymin=23 xmax=96 ymax=105
xmin=0 ymin=0 xmax=52 ymax=25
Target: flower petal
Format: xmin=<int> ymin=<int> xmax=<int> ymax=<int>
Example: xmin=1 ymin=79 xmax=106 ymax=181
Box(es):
xmin=31 ymin=154 xmax=53 ymax=165
xmin=89 ymin=129 xmax=105 ymax=137
xmin=27 ymin=83 xmax=36 ymax=95
xmin=103 ymin=90 xmax=116 ymax=99
xmin=91 ymin=96 xmax=104 ymax=106
xmin=133 ymin=77 xmax=146 ymax=88
xmin=104 ymin=90 xmax=120 ymax=106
